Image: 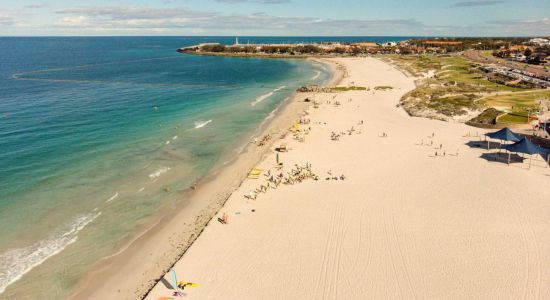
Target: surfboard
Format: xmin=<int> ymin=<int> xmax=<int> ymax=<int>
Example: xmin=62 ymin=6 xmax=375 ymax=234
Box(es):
xmin=177 ymin=281 xmax=200 ymax=288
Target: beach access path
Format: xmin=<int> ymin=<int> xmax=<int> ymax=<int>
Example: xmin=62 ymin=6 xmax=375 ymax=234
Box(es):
xmin=146 ymin=57 xmax=550 ymax=299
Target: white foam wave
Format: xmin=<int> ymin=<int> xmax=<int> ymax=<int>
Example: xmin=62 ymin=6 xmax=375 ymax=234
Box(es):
xmin=0 ymin=212 xmax=101 ymax=294
xmin=105 ymin=192 xmax=119 ymax=203
xmin=310 ymin=70 xmax=321 ymax=81
xmin=250 ymin=86 xmax=286 ymax=106
xmin=148 ymin=166 xmax=170 ymax=179
xmin=194 ymin=120 xmax=212 ymax=129
xmin=259 ymin=106 xmax=281 ymax=128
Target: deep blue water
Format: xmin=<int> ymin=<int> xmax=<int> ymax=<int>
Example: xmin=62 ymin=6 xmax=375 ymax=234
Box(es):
xmin=0 ymin=36 xmax=411 ymax=298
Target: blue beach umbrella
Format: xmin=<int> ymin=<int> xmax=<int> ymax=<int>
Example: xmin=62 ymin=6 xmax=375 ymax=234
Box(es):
xmin=170 ymin=269 xmax=178 ymax=290
xmin=501 ymin=137 xmax=550 ymax=167
xmin=484 ymin=127 xmax=522 ymax=150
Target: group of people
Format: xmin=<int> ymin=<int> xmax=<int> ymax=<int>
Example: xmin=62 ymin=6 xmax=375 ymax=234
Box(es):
xmin=244 ymin=163 xmax=318 ymax=201
xmin=325 ymin=100 xmax=342 ymax=106
xmin=331 ymin=122 xmax=363 ymax=141
xmin=254 ymin=134 xmax=272 ymax=147
xmin=417 ymin=132 xmax=459 ymax=157
xmin=325 ymin=170 xmax=346 ymax=181
xmin=282 ymin=163 xmax=319 ymax=185
xmin=298 ymin=117 xmax=311 ymax=125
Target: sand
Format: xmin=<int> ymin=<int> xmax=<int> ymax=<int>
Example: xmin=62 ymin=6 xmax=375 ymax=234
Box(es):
xmin=144 ymin=57 xmax=550 ymax=300
xmin=69 ymin=60 xmax=343 ymax=299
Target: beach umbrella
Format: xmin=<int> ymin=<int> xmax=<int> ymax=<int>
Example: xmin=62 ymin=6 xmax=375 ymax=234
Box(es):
xmin=484 ymin=127 xmax=522 ymax=150
xmin=501 ymin=137 xmax=550 ymax=168
xmin=170 ymin=269 xmax=178 ymax=290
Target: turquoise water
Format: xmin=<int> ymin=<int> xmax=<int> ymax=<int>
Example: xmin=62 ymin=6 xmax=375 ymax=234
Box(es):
xmin=0 ymin=37 xmax=333 ymax=298
xmin=0 ymin=36 xmax=413 ymax=298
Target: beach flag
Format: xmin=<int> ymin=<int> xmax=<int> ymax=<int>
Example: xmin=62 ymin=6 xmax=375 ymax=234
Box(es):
xmin=170 ymin=269 xmax=178 ymax=290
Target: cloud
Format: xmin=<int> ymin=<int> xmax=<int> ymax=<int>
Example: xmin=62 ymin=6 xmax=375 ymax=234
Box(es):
xmin=56 ymin=16 xmax=91 ymax=27
xmin=450 ymin=1 xmax=505 ymax=7
xmin=53 ymin=5 xmax=423 ymax=35
xmin=47 ymin=5 xmax=550 ymax=36
xmin=0 ymin=10 xmax=30 ymax=27
xmin=25 ymin=3 xmax=50 ymax=9
xmin=485 ymin=17 xmax=550 ymax=33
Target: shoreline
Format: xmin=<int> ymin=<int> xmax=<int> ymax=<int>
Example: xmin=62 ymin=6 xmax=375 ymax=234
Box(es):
xmin=69 ymin=58 xmax=343 ymax=300
xmin=145 ymin=57 xmax=550 ymax=299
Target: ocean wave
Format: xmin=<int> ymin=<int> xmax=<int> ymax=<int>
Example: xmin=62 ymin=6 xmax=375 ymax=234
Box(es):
xmin=148 ymin=166 xmax=170 ymax=179
xmin=260 ymin=105 xmax=281 ymax=127
xmin=194 ymin=120 xmax=212 ymax=129
xmin=310 ymin=70 xmax=321 ymax=81
xmin=250 ymin=86 xmax=286 ymax=106
xmin=0 ymin=212 xmax=101 ymax=294
xmin=105 ymin=192 xmax=119 ymax=203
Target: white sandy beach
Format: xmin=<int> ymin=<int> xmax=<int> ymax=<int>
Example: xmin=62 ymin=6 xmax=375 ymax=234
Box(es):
xmin=143 ymin=57 xmax=550 ymax=300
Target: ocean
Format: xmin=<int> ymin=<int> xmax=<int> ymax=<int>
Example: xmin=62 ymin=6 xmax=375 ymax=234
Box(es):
xmin=0 ymin=36 xmax=410 ymax=298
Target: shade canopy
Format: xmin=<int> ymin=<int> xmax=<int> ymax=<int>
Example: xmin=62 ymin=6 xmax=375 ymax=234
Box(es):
xmin=485 ymin=127 xmax=522 ymax=142
xmin=502 ymin=137 xmax=549 ymax=156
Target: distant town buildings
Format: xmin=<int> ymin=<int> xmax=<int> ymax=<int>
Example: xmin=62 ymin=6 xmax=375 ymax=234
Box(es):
xmin=528 ymin=38 xmax=550 ymax=47
xmin=178 ymin=37 xmax=548 ymax=67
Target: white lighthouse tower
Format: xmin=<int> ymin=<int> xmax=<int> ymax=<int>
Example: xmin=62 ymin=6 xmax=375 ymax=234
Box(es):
xmin=235 ymin=37 xmax=239 ymax=45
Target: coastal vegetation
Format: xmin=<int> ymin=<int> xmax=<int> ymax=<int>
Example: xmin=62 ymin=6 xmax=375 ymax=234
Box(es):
xmin=330 ymin=86 xmax=369 ymax=91
xmin=297 ymin=85 xmax=369 ymax=93
xmin=385 ymin=54 xmax=548 ymax=122
xmin=467 ymin=108 xmax=503 ymax=125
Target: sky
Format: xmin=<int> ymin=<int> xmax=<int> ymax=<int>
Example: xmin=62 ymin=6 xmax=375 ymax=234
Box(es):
xmin=0 ymin=0 xmax=548 ymax=36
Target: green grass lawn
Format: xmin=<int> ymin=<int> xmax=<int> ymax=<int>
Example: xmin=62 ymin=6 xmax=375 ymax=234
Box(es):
xmin=497 ymin=112 xmax=528 ymax=124
xmin=481 ymin=90 xmax=550 ymax=112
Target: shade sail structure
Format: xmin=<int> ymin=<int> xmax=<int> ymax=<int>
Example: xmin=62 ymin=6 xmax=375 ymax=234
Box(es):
xmin=502 ymin=137 xmax=549 ymax=156
xmin=485 ymin=127 xmax=522 ymax=142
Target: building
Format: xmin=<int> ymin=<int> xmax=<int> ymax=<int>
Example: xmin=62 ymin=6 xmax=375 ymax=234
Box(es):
xmin=528 ymin=38 xmax=550 ymax=47
xmin=352 ymin=42 xmax=379 ymax=48
xmin=421 ymin=40 xmax=463 ymax=46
